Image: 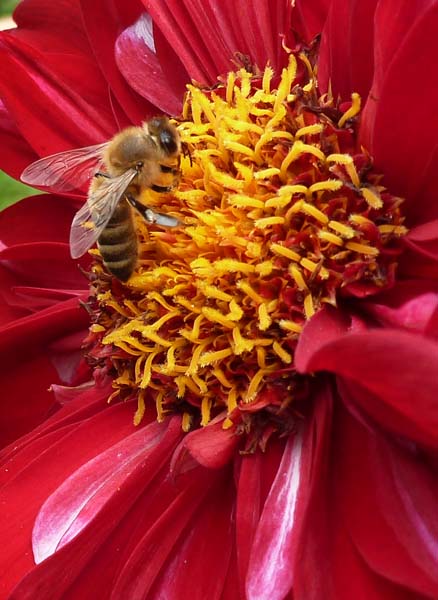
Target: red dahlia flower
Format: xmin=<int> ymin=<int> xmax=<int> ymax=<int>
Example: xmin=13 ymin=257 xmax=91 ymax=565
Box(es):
xmin=1 ymin=0 xmax=438 ymax=598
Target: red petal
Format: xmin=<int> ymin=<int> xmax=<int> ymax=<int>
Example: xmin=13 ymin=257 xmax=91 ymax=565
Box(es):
xmin=142 ymin=0 xmax=293 ymax=84
xmin=0 ymin=194 xmax=74 ymax=246
xmin=115 ymin=13 xmax=185 ymax=116
xmin=0 ymin=381 xmax=113 ymax=468
xmin=1 ymin=242 xmax=88 ymax=290
xmin=297 ymin=325 xmax=438 ymax=447
xmin=0 ymin=33 xmax=116 ymax=156
xmin=318 ymin=0 xmax=378 ymax=100
xmin=13 ymin=0 xmax=91 ymax=53
xmin=0 ymin=298 xmax=89 ymax=447
xmin=0 ymin=101 xmax=37 ymax=179
xmin=292 ymin=0 xmax=330 ymax=44
xmin=147 ymin=471 xmax=234 ymax=599
xmin=361 ymin=3 xmax=438 ymax=224
xmin=79 ymin=0 xmax=154 ymax=126
xmin=335 ymin=407 xmax=438 ymax=597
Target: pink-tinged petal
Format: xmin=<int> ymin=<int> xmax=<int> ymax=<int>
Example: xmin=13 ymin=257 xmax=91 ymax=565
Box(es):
xmin=3 ymin=416 xmax=181 ymax=600
xmin=79 ymin=0 xmax=154 ymax=126
xmin=318 ymin=0 xmax=378 ymax=100
xmin=266 ymin=387 xmax=333 ymax=600
xmin=297 ymin=328 xmax=438 ymax=448
xmin=143 ymin=0 xmax=293 ymax=84
xmin=235 ymin=453 xmax=262 ymax=597
xmin=292 ymin=0 xmax=330 ymax=44
xmin=0 ymin=101 xmax=38 ymax=179
xmin=0 ymin=392 xmax=138 ymax=596
xmin=246 ymin=421 xmax=311 ymax=599
xmin=235 ymin=444 xmax=291 ymax=598
xmin=147 ymin=471 xmax=234 ymax=600
xmin=361 ymin=4 xmax=438 ymax=224
xmin=32 ymin=419 xmax=178 ymax=562
xmin=0 ymin=35 xmax=116 ymax=157
xmin=115 ymin=13 xmax=186 ymax=116
xmin=362 ymin=280 xmax=438 ymax=333
xmin=335 ymin=407 xmax=438 ymax=597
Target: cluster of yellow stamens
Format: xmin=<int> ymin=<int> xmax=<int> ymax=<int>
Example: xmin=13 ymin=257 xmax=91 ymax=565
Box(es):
xmin=86 ymin=52 xmax=406 ymax=440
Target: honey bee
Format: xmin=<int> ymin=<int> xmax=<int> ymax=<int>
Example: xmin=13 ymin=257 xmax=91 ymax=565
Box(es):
xmin=21 ymin=117 xmax=182 ymax=281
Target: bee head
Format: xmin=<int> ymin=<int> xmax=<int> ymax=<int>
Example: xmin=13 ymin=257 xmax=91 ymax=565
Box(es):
xmin=147 ymin=117 xmax=180 ymax=156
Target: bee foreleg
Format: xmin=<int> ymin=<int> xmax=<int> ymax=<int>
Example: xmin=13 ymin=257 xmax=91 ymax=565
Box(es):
xmin=126 ymin=194 xmax=181 ymax=228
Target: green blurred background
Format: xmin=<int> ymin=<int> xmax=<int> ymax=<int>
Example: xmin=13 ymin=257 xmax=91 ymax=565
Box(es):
xmin=0 ymin=0 xmax=39 ymax=210
xmin=0 ymin=0 xmax=19 ymax=17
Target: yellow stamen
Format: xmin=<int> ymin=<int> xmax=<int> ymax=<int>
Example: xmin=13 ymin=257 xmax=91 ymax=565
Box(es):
xmin=182 ymin=412 xmax=193 ymax=432
xmin=271 ymin=243 xmax=301 ymax=262
xmin=345 ymin=242 xmax=379 ymax=256
xmin=338 ymin=93 xmax=361 ymax=128
xmin=200 ymin=397 xmax=212 ymax=426
xmin=272 ymin=341 xmax=292 ymax=364
xmin=361 ymin=186 xmax=383 ymax=209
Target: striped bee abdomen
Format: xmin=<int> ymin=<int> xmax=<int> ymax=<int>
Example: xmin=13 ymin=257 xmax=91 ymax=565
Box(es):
xmin=97 ymin=198 xmax=137 ymax=281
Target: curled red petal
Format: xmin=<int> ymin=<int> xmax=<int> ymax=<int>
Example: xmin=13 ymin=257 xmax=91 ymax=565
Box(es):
xmin=176 ymin=419 xmax=239 ymax=469
xmin=335 ymin=408 xmax=438 ymax=597
xmin=115 ymin=13 xmax=185 ymax=116
xmin=0 ymin=388 xmax=136 ymax=596
xmin=6 ymin=417 xmax=182 ymax=600
xmin=297 ymin=326 xmax=438 ymax=447
xmin=362 ymin=280 xmax=438 ymax=334
xmin=79 ymin=0 xmax=154 ymax=126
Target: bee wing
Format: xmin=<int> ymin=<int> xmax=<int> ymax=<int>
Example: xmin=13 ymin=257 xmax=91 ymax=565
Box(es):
xmin=70 ymin=170 xmax=137 ymax=258
xmin=21 ymin=143 xmax=108 ymax=191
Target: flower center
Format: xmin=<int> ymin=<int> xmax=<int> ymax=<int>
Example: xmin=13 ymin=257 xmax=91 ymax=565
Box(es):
xmin=85 ymin=51 xmax=406 ymax=448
